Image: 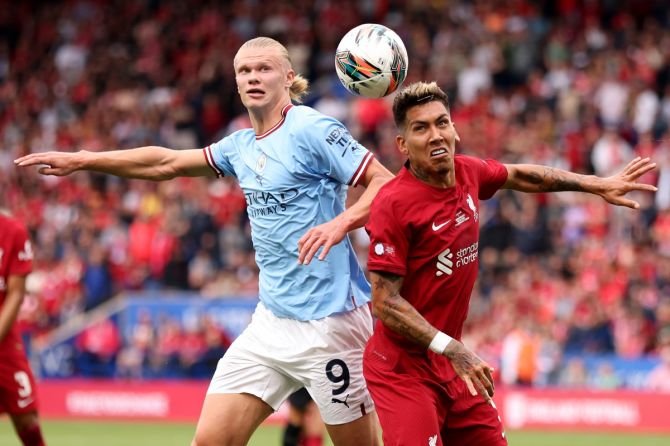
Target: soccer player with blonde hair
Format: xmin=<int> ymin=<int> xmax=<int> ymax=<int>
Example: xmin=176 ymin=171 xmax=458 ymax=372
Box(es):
xmin=16 ymin=37 xmax=392 ymax=446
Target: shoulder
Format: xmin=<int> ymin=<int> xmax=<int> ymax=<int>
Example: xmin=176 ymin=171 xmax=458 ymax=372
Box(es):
xmin=211 ymin=129 xmax=255 ymax=153
xmin=455 ymin=154 xmax=503 ymax=176
xmin=372 ymin=171 xmax=410 ymax=209
xmin=287 ymin=105 xmax=343 ymax=131
xmin=222 ymin=128 xmax=255 ymax=144
xmin=454 ymin=154 xmax=484 ymax=168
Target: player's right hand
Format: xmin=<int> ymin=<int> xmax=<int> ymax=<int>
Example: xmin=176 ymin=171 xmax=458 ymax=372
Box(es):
xmin=14 ymin=151 xmax=82 ymax=176
xmin=443 ymin=340 xmax=495 ymax=402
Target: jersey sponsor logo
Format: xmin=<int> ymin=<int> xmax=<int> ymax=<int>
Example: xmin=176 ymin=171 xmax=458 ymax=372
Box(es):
xmin=325 ymin=127 xmax=358 ymax=157
xmin=17 ymin=241 xmax=33 ymax=261
xmin=429 ymin=434 xmax=438 ymax=446
xmin=244 ymin=188 xmax=299 ymax=217
xmin=455 ymin=210 xmax=469 ymax=227
xmin=374 ymin=243 xmax=395 ymax=256
xmin=436 ymin=248 xmax=453 ymax=276
xmin=431 ymin=220 xmax=451 ymax=231
xmin=436 ymin=242 xmax=479 ymax=277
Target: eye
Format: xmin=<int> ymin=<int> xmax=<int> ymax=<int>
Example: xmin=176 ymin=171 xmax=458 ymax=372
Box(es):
xmin=438 ymin=120 xmax=449 ymax=127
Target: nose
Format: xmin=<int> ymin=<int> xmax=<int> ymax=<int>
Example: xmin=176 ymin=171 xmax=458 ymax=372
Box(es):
xmin=428 ymin=125 xmax=443 ymax=143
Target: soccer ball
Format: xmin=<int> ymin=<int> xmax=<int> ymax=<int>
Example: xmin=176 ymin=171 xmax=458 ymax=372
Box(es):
xmin=335 ymin=24 xmax=408 ymax=99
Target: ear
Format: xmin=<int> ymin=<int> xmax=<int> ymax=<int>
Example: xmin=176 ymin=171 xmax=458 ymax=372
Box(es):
xmin=285 ymin=68 xmax=295 ymax=89
xmin=396 ymin=134 xmax=408 ymax=157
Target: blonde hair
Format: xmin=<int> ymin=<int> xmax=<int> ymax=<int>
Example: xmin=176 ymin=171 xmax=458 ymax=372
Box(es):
xmin=392 ymin=81 xmax=450 ymax=129
xmin=237 ymin=37 xmax=309 ymax=103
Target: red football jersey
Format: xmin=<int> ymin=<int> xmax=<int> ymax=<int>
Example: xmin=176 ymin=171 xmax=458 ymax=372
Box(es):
xmin=0 ymin=213 xmax=34 ymax=353
xmin=366 ymin=155 xmax=507 ymax=349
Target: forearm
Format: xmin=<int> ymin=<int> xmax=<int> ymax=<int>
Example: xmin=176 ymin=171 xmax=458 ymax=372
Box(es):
xmin=78 ymin=146 xmax=180 ymax=180
xmin=0 ymin=285 xmax=24 ymax=343
xmin=339 ymin=173 xmax=390 ymax=231
xmin=505 ymin=164 xmax=603 ymax=194
xmin=371 ymin=273 xmax=437 ymax=348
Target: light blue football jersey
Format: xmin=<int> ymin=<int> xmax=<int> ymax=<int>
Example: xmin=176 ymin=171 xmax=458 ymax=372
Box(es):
xmin=204 ymin=104 xmax=373 ymax=320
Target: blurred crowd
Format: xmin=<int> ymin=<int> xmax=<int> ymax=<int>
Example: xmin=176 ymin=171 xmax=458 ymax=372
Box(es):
xmin=1 ymin=0 xmax=670 ymax=387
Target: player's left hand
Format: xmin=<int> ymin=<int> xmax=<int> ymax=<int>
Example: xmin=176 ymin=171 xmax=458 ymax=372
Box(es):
xmin=597 ymin=157 xmax=658 ymax=209
xmin=297 ymin=216 xmax=349 ymax=265
xmin=443 ymin=340 xmax=495 ymax=402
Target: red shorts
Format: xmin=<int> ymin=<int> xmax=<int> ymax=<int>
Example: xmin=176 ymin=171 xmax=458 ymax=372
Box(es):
xmin=0 ymin=347 xmax=39 ymax=415
xmin=364 ymin=336 xmax=506 ymax=446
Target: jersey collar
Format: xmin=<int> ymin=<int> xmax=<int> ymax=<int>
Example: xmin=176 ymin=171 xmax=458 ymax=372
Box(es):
xmin=255 ymin=103 xmax=294 ymax=140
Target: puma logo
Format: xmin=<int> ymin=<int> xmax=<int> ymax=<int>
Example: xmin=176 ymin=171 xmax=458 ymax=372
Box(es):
xmin=331 ymin=394 xmax=350 ymax=408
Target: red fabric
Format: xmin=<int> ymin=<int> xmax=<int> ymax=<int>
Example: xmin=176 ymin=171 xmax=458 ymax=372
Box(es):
xmin=0 ymin=350 xmax=39 ymax=415
xmin=364 ymin=341 xmax=506 ymax=446
xmin=365 ymin=156 xmax=507 ymax=345
xmin=0 ymin=214 xmax=33 ymax=352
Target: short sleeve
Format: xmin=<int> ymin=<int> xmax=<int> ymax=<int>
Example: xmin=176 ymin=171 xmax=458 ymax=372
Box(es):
xmin=8 ymin=224 xmax=33 ymax=277
xmin=475 ymin=158 xmax=508 ymax=200
xmin=365 ymin=194 xmax=409 ymax=276
xmin=204 ymin=137 xmax=236 ymax=178
xmin=299 ymin=112 xmax=374 ymax=187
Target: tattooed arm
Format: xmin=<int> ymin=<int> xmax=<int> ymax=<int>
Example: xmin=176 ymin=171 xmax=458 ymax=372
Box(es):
xmin=370 ymin=270 xmax=494 ymax=400
xmin=503 ymin=157 xmax=657 ymax=209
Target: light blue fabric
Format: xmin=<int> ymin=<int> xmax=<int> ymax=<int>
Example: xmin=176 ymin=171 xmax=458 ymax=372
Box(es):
xmin=209 ymin=105 xmax=372 ymax=320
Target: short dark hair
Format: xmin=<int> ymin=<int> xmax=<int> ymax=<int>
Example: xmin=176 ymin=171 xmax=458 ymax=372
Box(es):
xmin=392 ymin=81 xmax=450 ymax=129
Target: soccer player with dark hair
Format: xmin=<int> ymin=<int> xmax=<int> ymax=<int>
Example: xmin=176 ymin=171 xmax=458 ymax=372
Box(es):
xmin=0 ymin=211 xmax=46 ymax=446
xmin=363 ymin=81 xmax=657 ymax=445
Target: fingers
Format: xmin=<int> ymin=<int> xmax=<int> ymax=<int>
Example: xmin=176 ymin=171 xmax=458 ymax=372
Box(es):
xmin=610 ymin=198 xmax=639 ymax=209
xmin=463 ymin=376 xmax=477 ymax=397
xmin=624 ymin=158 xmax=657 ymax=179
xmin=301 ymin=239 xmax=324 ymax=265
xmin=317 ymin=242 xmax=333 ymax=261
xmin=478 ymin=366 xmax=495 ymax=398
xmin=297 ymin=231 xmax=316 ymax=264
xmin=298 ymin=231 xmax=327 ymax=265
xmin=14 ymin=153 xmax=51 ymax=167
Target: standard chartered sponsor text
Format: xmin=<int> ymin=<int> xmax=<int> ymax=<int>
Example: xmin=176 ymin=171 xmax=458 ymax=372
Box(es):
xmin=456 ymin=242 xmax=478 ymax=267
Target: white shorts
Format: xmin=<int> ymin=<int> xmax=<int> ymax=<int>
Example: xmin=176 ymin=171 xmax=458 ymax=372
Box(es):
xmin=207 ymin=302 xmax=375 ymax=425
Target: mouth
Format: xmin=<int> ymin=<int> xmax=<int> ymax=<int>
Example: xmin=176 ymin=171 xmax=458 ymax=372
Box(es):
xmin=246 ymin=88 xmax=265 ymax=98
xmin=430 ymin=148 xmax=448 ymax=158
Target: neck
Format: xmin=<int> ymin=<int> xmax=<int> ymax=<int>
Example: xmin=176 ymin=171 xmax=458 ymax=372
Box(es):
xmin=248 ymin=98 xmax=291 ymax=135
xmin=409 ymin=163 xmax=456 ymax=189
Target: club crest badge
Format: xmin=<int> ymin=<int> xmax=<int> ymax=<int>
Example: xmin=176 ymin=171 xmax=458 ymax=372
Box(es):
xmin=256 ymin=153 xmax=267 ymax=173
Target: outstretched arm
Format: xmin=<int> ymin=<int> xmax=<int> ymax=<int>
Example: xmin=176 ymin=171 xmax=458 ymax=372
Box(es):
xmin=297 ymin=158 xmax=393 ymax=264
xmin=15 ymin=147 xmax=214 ymax=180
xmin=503 ymin=157 xmax=657 ymax=208
xmin=370 ymin=270 xmax=494 ymax=401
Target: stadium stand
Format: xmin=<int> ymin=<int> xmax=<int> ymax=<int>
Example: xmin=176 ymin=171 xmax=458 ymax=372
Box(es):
xmin=1 ymin=0 xmax=670 ymax=388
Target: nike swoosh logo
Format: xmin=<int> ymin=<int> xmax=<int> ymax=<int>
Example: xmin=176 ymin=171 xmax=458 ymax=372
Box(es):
xmin=432 ymin=220 xmax=451 ymax=231
xmin=17 ymin=398 xmax=33 ymax=409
